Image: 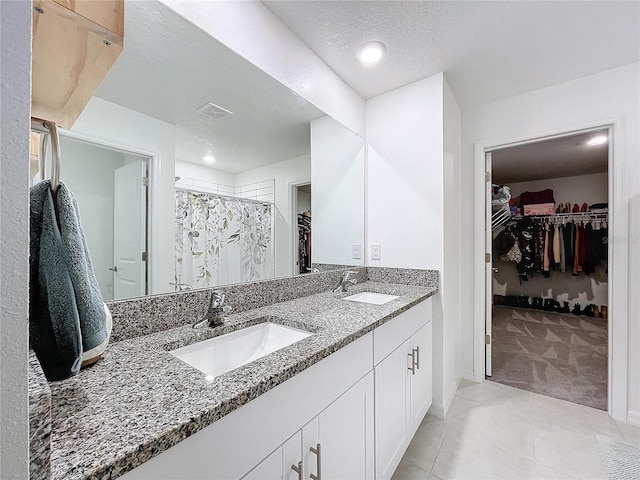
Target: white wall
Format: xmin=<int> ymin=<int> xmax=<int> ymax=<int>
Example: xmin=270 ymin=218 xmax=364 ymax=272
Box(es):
xmin=462 ymin=63 xmax=640 ymax=422
xmin=59 ymin=139 xmax=128 ymax=301
xmin=366 ymin=73 xmax=452 ymax=414
xmin=509 ymin=172 xmax=608 ymax=208
xmin=175 ymin=161 xmax=235 ymax=196
xmin=366 ymin=74 xmax=444 ymax=270
xmin=235 ymin=154 xmax=310 ymax=277
xmin=311 ymin=115 xmax=365 ymax=267
xmin=297 ymin=189 xmax=311 ymax=215
xmin=159 ymin=0 xmax=365 ymax=137
xmin=0 ymin=1 xmax=30 ymax=477
xmin=443 ymin=76 xmax=463 ymax=411
xmin=70 ymin=97 xmax=177 ymax=295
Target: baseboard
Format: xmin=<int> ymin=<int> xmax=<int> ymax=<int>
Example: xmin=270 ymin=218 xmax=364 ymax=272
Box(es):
xmin=627 ymin=411 xmax=640 ymax=427
xmin=461 ymin=369 xmax=475 ymax=381
xmin=428 ymin=377 xmax=462 ymax=419
xmin=443 ymin=378 xmax=460 ymax=416
xmin=428 ymin=402 xmax=445 ymax=419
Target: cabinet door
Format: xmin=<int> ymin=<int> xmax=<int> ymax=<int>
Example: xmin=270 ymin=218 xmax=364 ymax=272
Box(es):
xmin=306 ymin=371 xmax=374 ymax=480
xmin=375 ymin=340 xmax=411 ymax=480
xmin=242 ymin=447 xmax=282 ymax=480
xmin=282 ymin=432 xmax=303 ymax=480
xmin=410 ymin=322 xmax=433 ymax=433
xmin=243 ymin=431 xmax=301 ymax=480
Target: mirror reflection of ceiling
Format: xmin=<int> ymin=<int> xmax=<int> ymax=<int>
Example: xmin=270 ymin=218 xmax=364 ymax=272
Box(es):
xmin=491 ymin=129 xmax=609 ymax=184
xmin=95 ymin=0 xmax=324 ymax=173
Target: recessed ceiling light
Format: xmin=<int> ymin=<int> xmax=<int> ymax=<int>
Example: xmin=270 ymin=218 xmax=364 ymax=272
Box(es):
xmin=357 ymin=41 xmax=387 ymax=65
xmin=203 ymin=154 xmax=216 ymax=164
xmin=587 ymin=135 xmax=608 ymax=146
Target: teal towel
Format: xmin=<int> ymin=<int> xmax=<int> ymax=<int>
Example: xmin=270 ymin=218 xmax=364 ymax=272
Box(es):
xmin=29 ymin=181 xmax=107 ymax=381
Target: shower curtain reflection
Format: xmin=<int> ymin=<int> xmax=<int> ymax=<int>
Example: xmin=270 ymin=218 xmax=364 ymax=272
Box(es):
xmin=175 ymin=189 xmax=274 ymax=289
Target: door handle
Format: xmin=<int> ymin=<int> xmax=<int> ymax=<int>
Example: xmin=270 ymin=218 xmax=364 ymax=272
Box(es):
xmin=109 ymin=266 xmax=118 ymax=272
xmin=310 ymin=443 xmax=321 ymax=480
xmin=291 ymin=461 xmax=303 ymax=480
xmin=413 ymin=346 xmax=420 ymax=370
xmin=408 ymin=351 xmax=416 ymax=375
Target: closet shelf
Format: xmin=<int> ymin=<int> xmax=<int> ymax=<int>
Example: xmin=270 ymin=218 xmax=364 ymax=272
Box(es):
xmin=514 ymin=212 xmax=608 ymax=220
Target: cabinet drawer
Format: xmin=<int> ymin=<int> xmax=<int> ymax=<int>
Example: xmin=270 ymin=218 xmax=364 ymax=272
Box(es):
xmin=373 ymin=298 xmax=431 ymax=365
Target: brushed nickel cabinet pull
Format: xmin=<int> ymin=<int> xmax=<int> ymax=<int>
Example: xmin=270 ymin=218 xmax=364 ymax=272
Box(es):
xmin=408 ymin=351 xmax=416 ymax=375
xmin=414 ymin=346 xmax=420 ymax=370
xmin=291 ymin=461 xmax=303 ymax=480
xmin=310 ymin=443 xmax=321 ymax=480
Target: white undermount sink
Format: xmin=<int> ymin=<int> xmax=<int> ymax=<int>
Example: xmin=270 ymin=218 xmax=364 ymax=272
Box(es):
xmin=342 ymin=292 xmax=400 ymax=305
xmin=170 ymin=322 xmax=312 ymax=379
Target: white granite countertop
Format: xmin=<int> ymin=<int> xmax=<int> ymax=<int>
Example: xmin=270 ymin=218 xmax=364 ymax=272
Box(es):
xmin=47 ymin=281 xmax=436 ymax=479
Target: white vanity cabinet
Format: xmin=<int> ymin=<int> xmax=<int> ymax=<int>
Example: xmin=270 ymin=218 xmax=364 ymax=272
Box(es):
xmin=120 ymin=296 xmax=433 ymax=480
xmin=243 ymin=372 xmax=374 ymax=480
xmin=121 ymin=331 xmax=374 ymax=480
xmin=373 ymin=299 xmax=433 ymax=480
xmin=301 ymin=371 xmax=374 ymax=480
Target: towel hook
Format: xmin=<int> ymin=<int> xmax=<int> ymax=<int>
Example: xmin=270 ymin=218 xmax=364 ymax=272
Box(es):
xmin=43 ymin=120 xmax=60 ymax=193
xmin=32 ymin=119 xmax=61 ymax=193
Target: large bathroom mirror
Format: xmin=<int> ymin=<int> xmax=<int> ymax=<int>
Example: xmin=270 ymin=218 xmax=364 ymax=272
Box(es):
xmin=41 ymin=0 xmax=365 ymax=301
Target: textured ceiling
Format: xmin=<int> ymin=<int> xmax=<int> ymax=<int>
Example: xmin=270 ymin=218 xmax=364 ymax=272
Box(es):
xmin=95 ymin=1 xmax=323 ymax=173
xmin=491 ymin=130 xmax=609 ymax=184
xmin=263 ymin=1 xmax=640 ymax=107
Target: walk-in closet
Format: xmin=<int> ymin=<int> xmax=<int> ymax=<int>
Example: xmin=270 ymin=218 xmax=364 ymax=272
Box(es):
xmin=489 ymin=129 xmax=609 ymax=410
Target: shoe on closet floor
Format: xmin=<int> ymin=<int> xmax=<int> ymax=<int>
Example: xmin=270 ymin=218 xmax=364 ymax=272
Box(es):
xmin=518 ymin=296 xmax=531 ymax=309
xmin=601 ymin=305 xmax=608 ymax=319
xmin=571 ymin=304 xmax=582 ymax=315
xmin=592 ymin=305 xmax=602 ymax=318
xmin=559 ymin=301 xmax=570 ymax=313
xmin=581 ymin=304 xmax=595 ymax=317
xmin=504 ymin=295 xmax=517 ymax=307
xmin=543 ymin=299 xmax=555 ymax=312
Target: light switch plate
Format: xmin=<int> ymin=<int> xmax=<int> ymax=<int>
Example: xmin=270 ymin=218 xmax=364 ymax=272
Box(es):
xmin=352 ymin=243 xmax=362 ymax=259
xmin=371 ymin=244 xmax=381 ymax=260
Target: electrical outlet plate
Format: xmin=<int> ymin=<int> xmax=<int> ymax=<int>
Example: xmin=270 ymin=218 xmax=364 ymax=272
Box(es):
xmin=352 ymin=243 xmax=362 ymax=259
xmin=371 ymin=244 xmax=381 ymax=260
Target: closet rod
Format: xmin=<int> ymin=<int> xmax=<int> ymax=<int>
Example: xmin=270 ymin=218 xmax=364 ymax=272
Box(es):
xmin=525 ymin=212 xmax=608 ymax=219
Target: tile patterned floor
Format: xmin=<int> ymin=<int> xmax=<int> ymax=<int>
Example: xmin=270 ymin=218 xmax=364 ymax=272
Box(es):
xmin=392 ymin=380 xmax=640 ymax=480
xmin=491 ymin=306 xmax=607 ymax=410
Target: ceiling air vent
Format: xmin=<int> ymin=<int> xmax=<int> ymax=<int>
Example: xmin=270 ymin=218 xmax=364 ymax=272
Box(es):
xmin=196 ymin=102 xmax=233 ymax=120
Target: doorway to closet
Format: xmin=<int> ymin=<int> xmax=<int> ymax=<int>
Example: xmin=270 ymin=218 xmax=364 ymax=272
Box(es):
xmin=487 ymin=129 xmax=609 ymax=411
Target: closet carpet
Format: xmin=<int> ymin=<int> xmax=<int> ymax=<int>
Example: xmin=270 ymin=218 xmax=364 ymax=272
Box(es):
xmin=490 ymin=305 xmax=607 ymax=411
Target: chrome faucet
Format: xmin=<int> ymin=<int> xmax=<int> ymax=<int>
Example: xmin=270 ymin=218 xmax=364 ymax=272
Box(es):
xmin=333 ymin=270 xmax=358 ymax=293
xmin=193 ymin=290 xmax=233 ymax=328
xmin=170 ymin=282 xmax=192 ymax=291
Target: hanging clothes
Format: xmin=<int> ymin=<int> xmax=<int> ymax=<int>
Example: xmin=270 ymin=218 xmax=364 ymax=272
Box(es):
xmin=297 ymin=211 xmax=311 ymax=273
xmin=553 ymin=224 xmax=561 ymax=270
xmin=558 ymin=224 xmax=566 ymax=272
xmin=564 ymin=221 xmax=574 ymax=272
xmin=582 ymin=223 xmax=595 ymax=275
xmin=516 ymin=218 xmax=535 ymax=281
xmin=505 ymin=216 xmax=606 ymax=280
